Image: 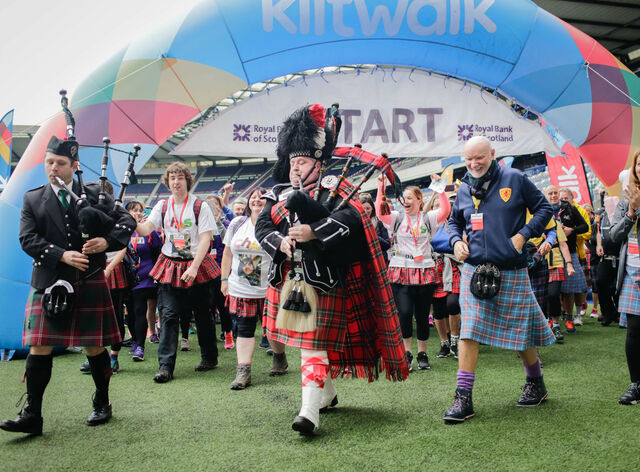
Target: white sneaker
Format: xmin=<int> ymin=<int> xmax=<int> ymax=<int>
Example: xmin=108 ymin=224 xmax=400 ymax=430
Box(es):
xmin=574 ymin=314 xmax=583 ymax=326
xmin=181 ymin=338 xmax=191 ymax=351
xmin=589 ymin=311 xmax=599 ymax=319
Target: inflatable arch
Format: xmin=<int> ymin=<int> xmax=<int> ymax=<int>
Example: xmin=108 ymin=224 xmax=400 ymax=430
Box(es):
xmin=1 ymin=0 xmax=638 ymax=350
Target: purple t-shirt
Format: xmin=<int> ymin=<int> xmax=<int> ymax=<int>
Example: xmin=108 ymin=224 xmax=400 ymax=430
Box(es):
xmin=130 ymin=231 xmax=163 ymax=290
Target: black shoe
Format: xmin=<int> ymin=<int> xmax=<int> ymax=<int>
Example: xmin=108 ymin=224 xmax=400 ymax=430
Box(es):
xmin=444 ymin=387 xmax=475 ymax=423
xmin=153 ymin=369 xmax=173 ymax=383
xmin=86 ymin=398 xmax=112 ymax=426
xmin=319 ymin=395 xmax=338 ymax=413
xmin=194 ymin=359 xmax=218 ymax=372
xmin=437 ymin=342 xmax=451 ymax=358
xmin=121 ymin=338 xmax=134 ymax=347
xmin=80 ymin=360 xmax=91 ymax=374
xmin=517 ymin=376 xmax=548 ymax=407
xmin=258 ymin=336 xmax=270 ymax=349
xmin=406 ymin=351 xmax=413 ymax=373
xmin=269 ymin=353 xmax=288 ymax=376
xmin=552 ymin=326 xmax=564 ymax=344
xmin=450 ymin=340 xmax=459 ymax=359
xmin=0 ymin=397 xmax=43 ymax=436
xmin=618 ymin=382 xmax=640 ymax=405
xmin=292 ymin=416 xmax=318 ymax=436
xmin=417 ymin=352 xmax=431 ymax=370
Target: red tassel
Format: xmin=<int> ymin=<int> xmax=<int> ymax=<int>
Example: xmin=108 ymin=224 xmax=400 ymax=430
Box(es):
xmin=308 ymin=104 xmax=325 ymax=129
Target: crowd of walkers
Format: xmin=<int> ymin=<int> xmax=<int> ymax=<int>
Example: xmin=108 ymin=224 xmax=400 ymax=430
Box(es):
xmin=3 ymin=111 xmax=639 ymax=439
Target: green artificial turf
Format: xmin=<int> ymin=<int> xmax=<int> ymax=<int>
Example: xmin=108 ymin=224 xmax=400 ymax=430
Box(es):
xmin=0 ymin=314 xmax=637 ymax=472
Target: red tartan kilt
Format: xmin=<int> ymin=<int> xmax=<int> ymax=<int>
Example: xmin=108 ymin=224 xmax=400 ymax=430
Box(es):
xmin=227 ymin=295 xmax=265 ymax=319
xmin=265 ymin=265 xmax=362 ymax=351
xmin=433 ymin=259 xmax=461 ymax=298
xmin=23 ymin=272 xmax=121 ymax=347
xmin=150 ymin=254 xmax=220 ymax=289
xmin=548 ymin=266 xmax=566 ymax=283
xmin=387 ymin=266 xmax=438 ymax=285
xmin=107 ymin=262 xmax=129 ymax=290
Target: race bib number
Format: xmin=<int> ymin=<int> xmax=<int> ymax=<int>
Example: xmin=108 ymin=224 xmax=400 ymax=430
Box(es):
xmin=471 ymin=213 xmax=484 ymax=231
xmin=412 ymin=249 xmax=424 ymax=263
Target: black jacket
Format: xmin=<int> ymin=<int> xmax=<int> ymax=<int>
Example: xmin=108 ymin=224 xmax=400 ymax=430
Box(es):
xmin=19 ymin=181 xmax=136 ymax=290
xmin=255 ymin=183 xmax=369 ymax=292
xmin=610 ymin=199 xmax=640 ymax=292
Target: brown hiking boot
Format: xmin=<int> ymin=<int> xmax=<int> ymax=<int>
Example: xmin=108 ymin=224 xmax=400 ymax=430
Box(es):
xmin=230 ymin=364 xmax=252 ymax=390
xmin=269 ymin=352 xmax=288 ymax=376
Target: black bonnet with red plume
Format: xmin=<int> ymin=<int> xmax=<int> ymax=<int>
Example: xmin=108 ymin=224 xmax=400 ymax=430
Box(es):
xmin=272 ymin=103 xmax=342 ymax=183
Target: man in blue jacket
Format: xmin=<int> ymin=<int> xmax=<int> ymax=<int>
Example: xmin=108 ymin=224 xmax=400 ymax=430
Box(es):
xmin=444 ymin=136 xmax=555 ymax=424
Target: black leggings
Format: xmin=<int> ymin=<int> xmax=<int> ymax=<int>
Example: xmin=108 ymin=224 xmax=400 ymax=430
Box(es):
xmin=432 ymin=293 xmax=460 ymax=320
xmin=131 ymin=287 xmax=157 ymax=348
xmin=236 ymin=315 xmax=259 ymax=338
xmin=110 ymin=288 xmax=128 ymax=352
xmin=546 ymin=281 xmax=562 ymax=319
xmin=626 ymin=314 xmax=640 ymax=383
xmin=210 ymin=278 xmax=233 ymax=333
xmin=392 ymin=283 xmax=434 ymax=341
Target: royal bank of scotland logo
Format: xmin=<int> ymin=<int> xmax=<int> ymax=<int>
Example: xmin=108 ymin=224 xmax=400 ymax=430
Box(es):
xmin=457 ymin=124 xmax=474 ymax=141
xmin=233 ymin=124 xmax=251 ymax=142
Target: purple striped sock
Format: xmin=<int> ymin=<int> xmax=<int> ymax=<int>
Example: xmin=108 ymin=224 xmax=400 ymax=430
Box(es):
xmin=456 ymin=369 xmax=475 ymax=391
xmin=524 ymin=359 xmax=542 ymax=378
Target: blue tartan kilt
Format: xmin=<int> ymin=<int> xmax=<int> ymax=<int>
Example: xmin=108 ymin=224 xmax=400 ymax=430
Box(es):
xmin=528 ymin=264 xmax=549 ymax=311
xmin=560 ymin=253 xmax=588 ymax=294
xmin=460 ymin=264 xmax=555 ymax=351
xmin=618 ymin=265 xmax=640 ymax=317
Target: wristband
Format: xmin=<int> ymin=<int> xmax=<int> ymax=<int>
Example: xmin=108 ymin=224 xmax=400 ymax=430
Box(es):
xmin=221 ymin=278 xmax=228 ymax=281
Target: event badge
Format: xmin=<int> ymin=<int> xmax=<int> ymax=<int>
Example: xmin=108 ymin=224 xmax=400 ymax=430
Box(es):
xmin=471 ymin=213 xmax=484 ymax=231
xmin=173 ymin=236 xmax=186 ymax=249
xmin=412 ymin=250 xmax=424 ymax=263
xmin=629 ymin=239 xmax=639 ymax=255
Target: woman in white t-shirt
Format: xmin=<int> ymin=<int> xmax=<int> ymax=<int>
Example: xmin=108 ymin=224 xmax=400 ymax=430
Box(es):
xmin=220 ymin=188 xmax=272 ymax=390
xmin=376 ymin=175 xmax=450 ymax=373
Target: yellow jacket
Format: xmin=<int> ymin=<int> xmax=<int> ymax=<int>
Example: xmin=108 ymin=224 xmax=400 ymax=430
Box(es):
xmin=573 ymin=202 xmax=591 ymax=259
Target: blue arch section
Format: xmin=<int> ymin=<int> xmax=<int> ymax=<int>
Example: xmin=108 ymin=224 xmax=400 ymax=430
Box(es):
xmin=2 ymin=0 xmax=629 ymax=351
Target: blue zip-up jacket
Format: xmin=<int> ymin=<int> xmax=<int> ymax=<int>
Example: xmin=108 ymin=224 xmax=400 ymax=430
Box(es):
xmin=448 ymin=164 xmax=553 ymax=269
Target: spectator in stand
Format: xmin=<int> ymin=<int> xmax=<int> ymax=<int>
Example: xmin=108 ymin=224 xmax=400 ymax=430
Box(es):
xmin=558 ymin=188 xmax=591 ymax=328
xmin=206 ymin=194 xmax=236 ymax=349
xmin=376 ymin=174 xmax=450 ymax=372
xmin=135 ymin=162 xmax=221 ymax=383
xmin=444 ymin=136 xmax=554 ymax=424
xmin=359 ymin=193 xmax=390 ymax=265
xmin=609 ymin=149 xmax=640 ymax=405
xmin=220 ymin=188 xmax=277 ymax=389
xmin=125 ymin=201 xmax=162 ymax=362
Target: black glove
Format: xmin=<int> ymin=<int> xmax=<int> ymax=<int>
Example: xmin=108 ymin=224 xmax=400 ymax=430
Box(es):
xmin=285 ymin=190 xmax=330 ymax=224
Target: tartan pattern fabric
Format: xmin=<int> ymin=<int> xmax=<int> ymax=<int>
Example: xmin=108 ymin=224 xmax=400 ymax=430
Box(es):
xmin=107 ymin=262 xmax=129 ymax=290
xmin=560 ymin=253 xmax=588 ymax=293
xmin=459 ymin=264 xmax=555 ymax=351
xmin=618 ymin=265 xmax=640 ymax=316
xmin=267 ymin=183 xmax=408 ymax=382
xmin=528 ymin=264 xmax=549 ymax=311
xmin=301 ymin=351 xmax=329 ymax=388
xmin=580 ymin=257 xmax=592 ymax=289
xmin=150 ymin=254 xmax=220 ymax=289
xmin=433 ymin=258 xmax=461 ymax=298
xmin=387 ymin=266 xmax=438 ymax=286
xmin=227 ymin=295 xmax=265 ymax=319
xmin=548 ymin=266 xmax=566 ymax=283
xmin=23 ymin=272 xmax=121 ymax=347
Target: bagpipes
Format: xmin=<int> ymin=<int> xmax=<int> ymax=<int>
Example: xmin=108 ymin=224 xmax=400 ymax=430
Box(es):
xmin=57 ymin=90 xmax=141 ymax=239
xmin=277 ymin=104 xmax=402 ymax=332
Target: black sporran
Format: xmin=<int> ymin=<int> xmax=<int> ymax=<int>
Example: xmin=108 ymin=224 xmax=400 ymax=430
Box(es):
xmin=41 ymin=280 xmax=76 ymax=320
xmin=470 ymin=263 xmax=501 ymax=299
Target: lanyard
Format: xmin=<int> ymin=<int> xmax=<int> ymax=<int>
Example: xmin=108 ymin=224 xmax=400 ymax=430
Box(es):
xmin=171 ymin=195 xmax=188 ymax=230
xmin=406 ymin=213 xmax=421 ymax=248
xmin=131 ymin=233 xmax=150 ymax=252
xmin=471 ymin=196 xmax=481 ymax=212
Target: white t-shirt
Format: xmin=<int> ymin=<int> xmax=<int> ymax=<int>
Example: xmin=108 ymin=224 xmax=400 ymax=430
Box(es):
xmin=223 ymin=216 xmax=271 ymax=298
xmin=148 ymin=194 xmax=216 ymax=259
xmin=384 ymin=210 xmax=439 ymax=269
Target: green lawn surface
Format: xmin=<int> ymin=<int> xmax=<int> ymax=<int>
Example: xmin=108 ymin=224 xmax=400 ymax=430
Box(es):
xmin=0 ymin=315 xmax=637 ymax=472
